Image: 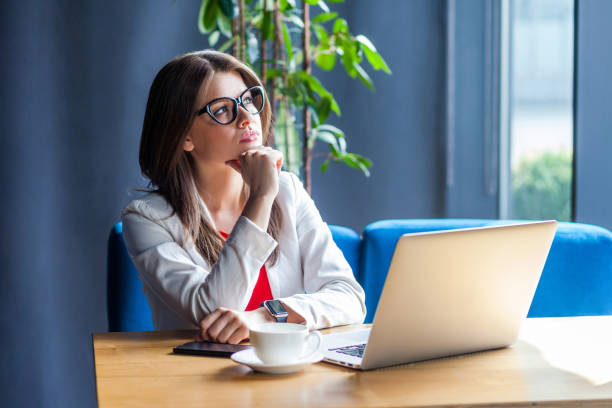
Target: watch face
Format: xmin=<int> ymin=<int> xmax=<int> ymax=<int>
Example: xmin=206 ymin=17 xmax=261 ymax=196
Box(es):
xmin=266 ymin=300 xmax=287 ymax=316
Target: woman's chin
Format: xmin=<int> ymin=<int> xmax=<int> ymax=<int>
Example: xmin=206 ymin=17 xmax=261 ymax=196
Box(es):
xmin=239 ymin=141 xmax=262 ymax=150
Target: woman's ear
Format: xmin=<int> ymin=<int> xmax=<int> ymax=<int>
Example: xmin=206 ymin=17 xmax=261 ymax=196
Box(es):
xmin=183 ymin=136 xmax=195 ymax=152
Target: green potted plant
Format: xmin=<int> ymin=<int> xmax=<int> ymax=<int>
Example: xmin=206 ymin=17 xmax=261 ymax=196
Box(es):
xmin=197 ymin=0 xmax=391 ymax=192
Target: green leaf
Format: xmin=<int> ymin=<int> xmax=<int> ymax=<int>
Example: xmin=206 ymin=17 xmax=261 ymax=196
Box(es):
xmin=208 ymin=30 xmax=220 ymax=46
xmin=355 ymin=154 xmax=373 ymax=168
xmin=312 ymin=25 xmax=328 ymax=42
xmin=265 ymin=68 xmax=284 ymax=78
xmin=280 ymin=0 xmax=296 ymax=11
xmin=353 ymin=62 xmax=374 ymax=90
xmin=294 ymin=80 xmax=308 ymax=106
xmin=356 ymin=35 xmax=391 ymax=74
xmin=342 ymin=153 xmax=371 ymax=176
xmin=320 ymin=159 xmax=330 ymax=173
xmin=328 ymin=142 xmax=340 ymax=158
xmin=315 ymin=129 xmax=338 ymax=150
xmin=305 ymin=0 xmax=319 ymax=4
xmin=204 ymin=0 xmax=219 ymax=33
xmin=338 ymin=135 xmax=347 ymax=152
xmin=308 ymin=105 xmax=320 ymax=127
xmin=281 ymin=22 xmax=293 ymax=62
xmin=329 ymin=97 xmax=340 ymax=116
xmin=341 ymin=52 xmax=357 ymax=77
xmin=198 ymin=0 xmax=210 ymax=33
xmin=219 ymin=0 xmax=235 ymax=18
xmin=315 ymin=96 xmax=332 ymax=123
xmin=316 ymin=124 xmax=345 ymax=138
xmin=315 ymin=50 xmax=336 ymax=71
xmin=218 ymin=35 xmax=237 ymax=53
xmin=287 ymin=14 xmax=304 ymax=28
xmin=292 ymin=50 xmax=304 ymax=67
xmin=312 ymin=11 xmax=338 ymax=24
xmin=261 ymin=10 xmax=273 ymax=40
xmin=355 ymin=34 xmax=375 ymax=51
xmin=339 ymin=40 xmax=358 ymax=77
xmin=317 ymin=0 xmax=330 ymax=12
xmin=297 ymin=71 xmax=325 ymax=95
xmin=332 ymin=18 xmax=348 ymax=34
xmin=217 ymin=12 xmax=233 ymax=37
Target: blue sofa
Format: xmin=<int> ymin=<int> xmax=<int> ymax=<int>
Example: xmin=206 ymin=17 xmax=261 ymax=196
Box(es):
xmin=108 ymin=219 xmax=612 ymax=330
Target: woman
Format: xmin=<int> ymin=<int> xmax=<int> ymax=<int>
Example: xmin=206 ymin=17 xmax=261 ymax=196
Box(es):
xmin=122 ymin=50 xmax=366 ymax=345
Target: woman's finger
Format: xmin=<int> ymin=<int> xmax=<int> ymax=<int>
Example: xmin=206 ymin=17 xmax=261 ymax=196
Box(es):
xmin=206 ymin=309 xmax=236 ymax=342
xmin=199 ymin=308 xmax=225 ymax=335
xmin=227 ymin=325 xmax=250 ymax=345
xmin=216 ymin=315 xmax=245 ymax=343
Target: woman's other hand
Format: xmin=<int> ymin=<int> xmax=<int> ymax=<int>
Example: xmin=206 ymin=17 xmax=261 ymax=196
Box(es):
xmin=194 ymin=307 xmax=271 ymax=344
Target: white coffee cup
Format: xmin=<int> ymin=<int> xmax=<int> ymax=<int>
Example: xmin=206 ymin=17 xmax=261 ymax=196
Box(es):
xmin=249 ymin=323 xmax=322 ymax=365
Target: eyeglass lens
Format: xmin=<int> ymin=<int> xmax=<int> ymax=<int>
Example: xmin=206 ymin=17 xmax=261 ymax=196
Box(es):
xmin=208 ymin=87 xmax=264 ymax=124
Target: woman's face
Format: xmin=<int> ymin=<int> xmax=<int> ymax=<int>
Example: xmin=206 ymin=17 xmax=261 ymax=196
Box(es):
xmin=184 ymin=71 xmax=263 ymax=166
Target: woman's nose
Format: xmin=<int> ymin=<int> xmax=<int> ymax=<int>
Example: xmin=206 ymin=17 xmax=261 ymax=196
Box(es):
xmin=236 ymin=106 xmax=252 ymax=127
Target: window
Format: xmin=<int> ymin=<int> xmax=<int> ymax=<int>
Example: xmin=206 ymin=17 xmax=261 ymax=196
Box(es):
xmin=500 ymin=0 xmax=575 ymax=221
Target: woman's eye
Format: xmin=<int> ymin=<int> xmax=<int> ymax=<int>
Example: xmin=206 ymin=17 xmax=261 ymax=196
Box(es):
xmin=243 ymin=96 xmax=253 ymax=105
xmin=214 ymin=106 xmax=228 ymax=115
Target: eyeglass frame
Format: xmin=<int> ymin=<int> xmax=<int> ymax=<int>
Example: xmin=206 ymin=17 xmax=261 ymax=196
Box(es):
xmin=195 ymin=85 xmax=266 ymax=125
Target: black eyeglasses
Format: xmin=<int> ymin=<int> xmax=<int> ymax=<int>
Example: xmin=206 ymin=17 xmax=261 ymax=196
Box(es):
xmin=196 ymin=85 xmax=265 ymax=125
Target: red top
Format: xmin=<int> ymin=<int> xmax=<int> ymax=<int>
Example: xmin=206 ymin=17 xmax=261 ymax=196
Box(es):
xmin=219 ymin=231 xmax=273 ymax=311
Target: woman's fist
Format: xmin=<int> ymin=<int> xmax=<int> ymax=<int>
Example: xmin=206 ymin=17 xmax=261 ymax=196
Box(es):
xmin=226 ymin=146 xmax=283 ymax=201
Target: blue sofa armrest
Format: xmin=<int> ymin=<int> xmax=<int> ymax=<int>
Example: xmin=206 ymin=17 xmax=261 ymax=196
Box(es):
xmin=328 ymin=224 xmax=361 ymax=279
xmin=107 ymin=222 xmax=154 ymax=332
xmin=529 ymin=222 xmax=612 ymax=317
xmin=359 ymin=219 xmax=612 ymax=323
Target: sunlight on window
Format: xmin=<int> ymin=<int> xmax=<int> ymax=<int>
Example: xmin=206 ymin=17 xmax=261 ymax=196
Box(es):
xmin=505 ymin=0 xmax=574 ymax=221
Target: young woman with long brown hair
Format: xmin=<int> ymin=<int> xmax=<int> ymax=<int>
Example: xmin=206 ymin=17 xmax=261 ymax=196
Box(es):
xmin=122 ymin=50 xmax=365 ymax=344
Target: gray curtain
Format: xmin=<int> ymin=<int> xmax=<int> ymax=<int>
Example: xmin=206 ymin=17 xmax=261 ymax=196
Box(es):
xmin=0 ymin=1 xmax=449 ymax=406
xmin=0 ymin=1 xmax=206 ymax=406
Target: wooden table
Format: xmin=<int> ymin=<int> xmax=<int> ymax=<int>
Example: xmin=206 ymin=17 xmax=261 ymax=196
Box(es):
xmin=93 ymin=316 xmax=612 ymax=407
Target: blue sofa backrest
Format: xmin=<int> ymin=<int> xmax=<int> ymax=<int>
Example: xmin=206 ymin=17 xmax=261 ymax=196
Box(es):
xmin=107 ymin=222 xmax=361 ymax=332
xmin=108 ymin=219 xmax=612 ymax=330
xmin=360 ymin=219 xmax=612 ymax=323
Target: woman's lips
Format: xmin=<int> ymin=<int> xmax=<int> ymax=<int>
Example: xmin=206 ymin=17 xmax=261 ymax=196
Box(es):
xmin=239 ymin=130 xmax=259 ymax=143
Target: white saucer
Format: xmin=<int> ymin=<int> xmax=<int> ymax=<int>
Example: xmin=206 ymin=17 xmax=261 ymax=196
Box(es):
xmin=230 ymin=349 xmax=324 ymax=374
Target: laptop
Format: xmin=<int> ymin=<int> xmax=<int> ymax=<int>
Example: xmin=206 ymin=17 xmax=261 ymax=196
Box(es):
xmin=321 ymin=220 xmax=557 ymax=370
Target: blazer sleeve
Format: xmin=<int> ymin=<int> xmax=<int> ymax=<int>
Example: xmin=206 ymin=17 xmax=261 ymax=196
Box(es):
xmin=278 ymin=174 xmax=367 ymax=329
xmin=121 ymin=200 xmax=277 ymax=327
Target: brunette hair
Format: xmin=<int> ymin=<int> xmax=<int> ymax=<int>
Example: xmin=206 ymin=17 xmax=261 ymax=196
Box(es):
xmin=139 ymin=50 xmax=282 ymax=266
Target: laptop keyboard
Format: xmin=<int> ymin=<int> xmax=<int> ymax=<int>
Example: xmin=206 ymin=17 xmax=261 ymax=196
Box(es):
xmin=329 ymin=343 xmax=366 ymax=358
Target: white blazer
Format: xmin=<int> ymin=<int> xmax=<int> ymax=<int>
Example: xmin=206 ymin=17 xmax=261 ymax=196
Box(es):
xmin=121 ymin=171 xmax=366 ymax=330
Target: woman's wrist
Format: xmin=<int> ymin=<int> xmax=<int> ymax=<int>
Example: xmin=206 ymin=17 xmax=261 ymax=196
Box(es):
xmin=242 ymin=194 xmax=275 ymax=231
xmin=282 ymin=302 xmax=307 ymax=325
xmin=244 ymin=307 xmax=276 ymax=327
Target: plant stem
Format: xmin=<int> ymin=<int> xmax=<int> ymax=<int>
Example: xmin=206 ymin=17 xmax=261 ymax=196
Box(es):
xmin=269 ymin=0 xmax=283 ymax=149
xmin=232 ymin=16 xmax=239 ymax=59
xmin=239 ymin=0 xmax=246 ymax=61
xmin=283 ymin=97 xmax=291 ymax=171
xmin=260 ymin=0 xmax=267 ymax=82
xmin=302 ymin=1 xmax=312 ymax=193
